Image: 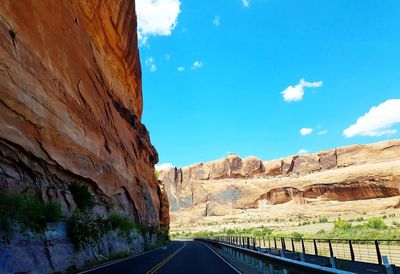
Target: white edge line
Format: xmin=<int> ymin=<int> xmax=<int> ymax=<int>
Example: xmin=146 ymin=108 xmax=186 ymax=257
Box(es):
xmin=78 ymin=242 xmax=174 ymax=274
xmin=199 ymin=241 xmax=243 ymax=274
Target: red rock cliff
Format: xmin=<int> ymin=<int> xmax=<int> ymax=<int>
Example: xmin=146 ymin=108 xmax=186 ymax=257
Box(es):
xmin=0 ymin=0 xmax=169 ymax=229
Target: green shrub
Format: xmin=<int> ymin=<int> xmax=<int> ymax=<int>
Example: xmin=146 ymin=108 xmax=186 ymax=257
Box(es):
xmin=319 ymin=216 xmax=328 ymax=223
xmin=155 ymin=230 xmax=170 ymax=246
xmin=260 ymin=227 xmax=273 ymax=236
xmin=109 ymin=214 xmax=134 ymax=234
xmin=69 ymin=182 xmax=94 ymax=211
xmin=364 ymin=217 xmax=387 ymax=230
xmin=0 ymin=192 xmax=62 ymax=232
xmin=67 ymin=210 xmax=108 ymax=249
xmin=334 ymin=220 xmax=352 ymax=231
xmin=290 ymin=232 xmax=304 ymax=239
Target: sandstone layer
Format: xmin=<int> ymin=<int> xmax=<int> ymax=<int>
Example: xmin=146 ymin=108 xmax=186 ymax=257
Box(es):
xmin=159 ymin=140 xmax=400 ymax=214
xmin=0 ymin=1 xmax=168 ymax=272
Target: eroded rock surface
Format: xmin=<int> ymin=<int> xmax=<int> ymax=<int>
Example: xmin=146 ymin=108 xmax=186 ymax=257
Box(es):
xmin=0 ymin=0 xmax=167 ymax=228
xmin=0 ymin=0 xmax=168 ymax=272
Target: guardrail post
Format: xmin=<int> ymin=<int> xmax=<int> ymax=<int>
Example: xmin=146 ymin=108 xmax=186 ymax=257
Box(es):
xmin=328 ymin=239 xmax=334 ymax=258
xmin=349 ymin=240 xmax=355 ymax=261
xmin=383 ymin=256 xmax=395 ymax=274
xmin=247 ymin=237 xmax=250 ymax=249
xmin=274 ymin=237 xmax=277 ymax=249
xmin=313 ymin=239 xmax=318 ymax=256
xmin=268 ymin=237 xmax=271 ymax=249
xmin=263 ymin=236 xmax=265 ymax=248
xmin=268 ymin=263 xmax=274 ymax=274
xmin=301 ymin=239 xmax=305 ymax=254
xmin=375 ymin=240 xmax=382 ymax=265
xmin=329 ymin=257 xmax=337 ymax=269
xmin=280 ymin=249 xmax=289 ymax=274
xmin=253 ymin=238 xmax=256 ymax=250
xmin=291 ymin=238 xmax=295 ymax=253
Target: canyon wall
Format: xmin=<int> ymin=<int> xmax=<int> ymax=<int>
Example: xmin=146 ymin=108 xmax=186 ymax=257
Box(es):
xmin=0 ymin=0 xmax=168 ymax=272
xmin=0 ymin=0 xmax=168 ymax=228
xmin=159 ymin=140 xmax=400 ymax=212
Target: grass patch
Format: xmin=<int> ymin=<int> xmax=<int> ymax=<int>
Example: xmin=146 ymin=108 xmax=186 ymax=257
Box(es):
xmin=172 ymin=217 xmax=400 ymax=241
xmin=0 ymin=192 xmax=62 ymax=232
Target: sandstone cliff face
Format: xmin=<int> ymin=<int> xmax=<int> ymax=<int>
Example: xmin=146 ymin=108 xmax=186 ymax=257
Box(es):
xmin=0 ymin=0 xmax=168 ymax=229
xmin=160 ymin=140 xmax=400 ymax=212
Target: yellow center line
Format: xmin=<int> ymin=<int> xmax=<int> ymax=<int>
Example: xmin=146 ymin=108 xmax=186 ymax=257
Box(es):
xmin=145 ymin=241 xmax=187 ymax=274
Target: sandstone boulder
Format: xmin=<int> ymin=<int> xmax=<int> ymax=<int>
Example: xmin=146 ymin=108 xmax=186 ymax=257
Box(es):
xmin=292 ymin=155 xmax=321 ymax=174
xmin=242 ymin=156 xmax=264 ymax=176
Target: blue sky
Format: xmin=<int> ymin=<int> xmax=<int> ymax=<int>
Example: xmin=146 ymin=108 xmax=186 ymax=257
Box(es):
xmin=136 ymin=0 xmax=400 ymax=168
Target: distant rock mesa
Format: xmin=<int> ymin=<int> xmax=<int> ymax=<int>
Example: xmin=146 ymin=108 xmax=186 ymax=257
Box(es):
xmin=159 ymin=140 xmax=400 ymax=212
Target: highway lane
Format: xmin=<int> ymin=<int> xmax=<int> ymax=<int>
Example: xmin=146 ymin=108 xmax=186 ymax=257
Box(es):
xmin=153 ymin=240 xmax=240 ymax=274
xmin=79 ymin=241 xmax=184 ymax=274
xmin=79 ymin=240 xmax=240 ymax=274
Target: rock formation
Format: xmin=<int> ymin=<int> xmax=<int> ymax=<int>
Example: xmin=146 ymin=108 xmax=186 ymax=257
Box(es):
xmin=159 ymin=139 xmax=400 ymax=212
xmin=0 ymin=0 xmax=168 ymax=272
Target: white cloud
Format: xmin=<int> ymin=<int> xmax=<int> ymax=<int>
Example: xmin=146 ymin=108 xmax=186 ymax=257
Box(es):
xmin=191 ymin=61 xmax=203 ymax=70
xmin=213 ymin=16 xmax=221 ymax=26
xmin=298 ymin=149 xmax=309 ymax=155
xmin=300 ymin=128 xmax=313 ymax=136
xmin=145 ymin=57 xmax=157 ymax=72
xmin=343 ymin=99 xmax=400 ymax=137
xmin=317 ymin=129 xmax=328 ymax=135
xmin=177 ymin=66 xmax=185 ymax=72
xmin=281 ymin=78 xmax=323 ymax=102
xmin=136 ymin=0 xmax=181 ymax=45
xmin=156 ymin=163 xmax=174 ymax=170
xmin=241 ymin=0 xmax=250 ymax=8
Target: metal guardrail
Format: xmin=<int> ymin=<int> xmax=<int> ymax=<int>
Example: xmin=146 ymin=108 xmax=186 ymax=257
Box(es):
xmin=197 ymin=238 xmax=356 ymax=274
xmin=210 ymin=236 xmax=400 ymax=266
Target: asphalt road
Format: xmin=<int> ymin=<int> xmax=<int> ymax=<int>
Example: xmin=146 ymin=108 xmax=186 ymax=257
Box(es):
xmin=79 ymin=240 xmax=240 ymax=274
